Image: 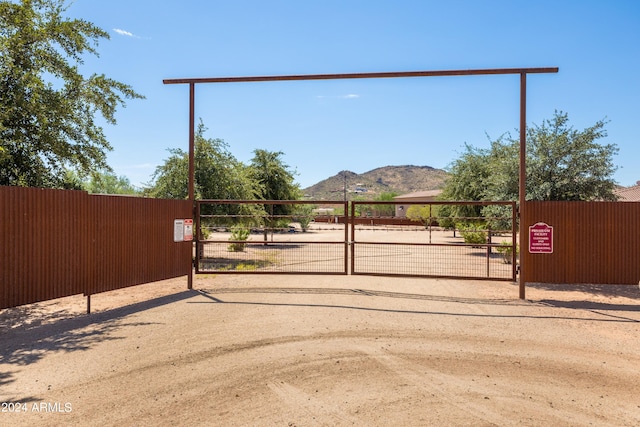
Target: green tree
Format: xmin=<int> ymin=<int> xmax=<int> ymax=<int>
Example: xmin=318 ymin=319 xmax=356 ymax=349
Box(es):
xmin=86 ymin=170 xmax=138 ymax=195
xmin=372 ymin=192 xmax=399 ymax=216
xmin=145 ymin=121 xmax=259 ymax=203
xmin=250 ymin=149 xmax=301 ymax=234
xmin=250 ymin=149 xmax=300 ymax=202
xmin=406 ymin=205 xmax=433 ymax=226
xmin=442 ymin=111 xmax=618 ymax=209
xmin=522 ymin=112 xmax=617 ymax=201
xmin=440 ymin=111 xmax=618 ymax=231
xmin=0 ymin=0 xmax=144 ymax=187
xmin=145 ymin=122 xmax=263 ymax=233
xmin=439 ymin=143 xmax=489 ymax=220
xmin=292 ymin=203 xmax=315 ymax=232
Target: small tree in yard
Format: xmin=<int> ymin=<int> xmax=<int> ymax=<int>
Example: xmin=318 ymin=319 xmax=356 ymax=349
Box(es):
xmin=293 ymin=204 xmax=315 ymax=232
xmin=372 ymin=192 xmax=399 ymax=216
xmin=249 ymin=149 xmax=300 ymax=239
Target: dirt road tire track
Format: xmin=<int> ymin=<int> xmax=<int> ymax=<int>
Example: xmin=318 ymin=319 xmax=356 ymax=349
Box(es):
xmin=1 ymin=275 xmax=639 ymax=426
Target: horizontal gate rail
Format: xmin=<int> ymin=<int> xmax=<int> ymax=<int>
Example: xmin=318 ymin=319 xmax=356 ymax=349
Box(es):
xmin=196 ymin=200 xmax=349 ymax=275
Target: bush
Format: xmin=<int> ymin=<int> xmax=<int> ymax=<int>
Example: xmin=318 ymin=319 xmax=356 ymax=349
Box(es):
xmin=228 ymin=226 xmax=250 ymax=252
xmin=458 ymin=223 xmax=487 ymax=245
xmin=496 ymin=241 xmax=519 ymax=264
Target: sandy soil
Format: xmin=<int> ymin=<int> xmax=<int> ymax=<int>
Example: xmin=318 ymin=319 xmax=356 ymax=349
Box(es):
xmin=1 ymin=274 xmax=639 ymax=426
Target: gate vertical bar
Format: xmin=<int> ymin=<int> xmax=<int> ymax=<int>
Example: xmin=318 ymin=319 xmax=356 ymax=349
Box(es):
xmin=344 ymin=201 xmax=350 ymax=274
xmin=486 ymin=228 xmax=491 ymax=277
xmin=512 ymin=201 xmax=517 ymax=281
xmin=195 ymin=201 xmax=201 ymax=274
xmin=519 ymin=73 xmax=527 ymax=299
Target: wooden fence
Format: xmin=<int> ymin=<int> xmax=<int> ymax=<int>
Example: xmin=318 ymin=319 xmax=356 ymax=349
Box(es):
xmin=522 ymin=201 xmax=640 ymax=285
xmin=1 ymin=186 xmax=192 ymax=309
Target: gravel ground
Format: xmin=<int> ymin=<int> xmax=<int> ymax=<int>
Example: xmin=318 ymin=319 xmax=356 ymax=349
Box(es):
xmin=1 ymin=274 xmax=639 ymax=426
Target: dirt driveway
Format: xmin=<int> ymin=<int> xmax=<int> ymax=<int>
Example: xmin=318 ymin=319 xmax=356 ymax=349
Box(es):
xmin=1 ymin=274 xmax=639 ymax=426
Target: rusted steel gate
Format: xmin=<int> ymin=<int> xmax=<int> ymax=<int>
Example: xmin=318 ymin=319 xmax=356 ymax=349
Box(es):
xmin=350 ymin=201 xmax=517 ymax=280
xmin=196 ymin=200 xmax=349 ymax=274
xmin=195 ymin=199 xmax=517 ymax=281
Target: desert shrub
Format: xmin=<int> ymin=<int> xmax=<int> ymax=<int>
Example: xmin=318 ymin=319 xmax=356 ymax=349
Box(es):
xmin=496 ymin=241 xmax=519 ymax=264
xmin=406 ymin=205 xmax=433 ymax=227
xmin=458 ymin=223 xmax=487 ymax=245
xmin=228 ymin=226 xmax=250 ymax=252
xmin=235 ymin=263 xmax=257 ymax=271
xmin=293 ymin=204 xmax=315 ymax=232
xmin=200 ymin=225 xmax=211 ymax=240
xmin=436 ymin=205 xmax=456 ymax=230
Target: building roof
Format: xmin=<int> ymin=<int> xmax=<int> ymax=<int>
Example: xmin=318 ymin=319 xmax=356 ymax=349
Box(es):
xmin=615 ymin=183 xmax=640 ymax=202
xmin=394 ymin=190 xmax=443 ymax=200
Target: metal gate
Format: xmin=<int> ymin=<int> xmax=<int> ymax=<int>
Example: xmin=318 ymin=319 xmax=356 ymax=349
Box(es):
xmin=350 ymin=201 xmax=517 ymax=281
xmin=196 ymin=200 xmax=349 ymax=274
xmin=195 ymin=200 xmax=517 ymax=281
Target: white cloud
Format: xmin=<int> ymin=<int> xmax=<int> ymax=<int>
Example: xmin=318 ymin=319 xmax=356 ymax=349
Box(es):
xmin=316 ymin=94 xmax=360 ymax=99
xmin=113 ymin=28 xmax=137 ymax=38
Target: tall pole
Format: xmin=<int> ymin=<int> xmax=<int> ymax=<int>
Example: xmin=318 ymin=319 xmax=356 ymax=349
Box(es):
xmin=519 ymin=73 xmax=526 ymax=299
xmin=188 ymin=83 xmax=195 ymax=203
xmin=187 ymin=83 xmax=195 ymax=290
xmin=343 ymin=172 xmax=347 ymax=202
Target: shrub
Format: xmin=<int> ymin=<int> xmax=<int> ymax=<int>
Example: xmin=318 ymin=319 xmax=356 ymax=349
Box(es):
xmin=458 ymin=223 xmax=487 ymax=245
xmin=228 ymin=226 xmax=250 ymax=252
xmin=496 ymin=241 xmax=519 ymax=264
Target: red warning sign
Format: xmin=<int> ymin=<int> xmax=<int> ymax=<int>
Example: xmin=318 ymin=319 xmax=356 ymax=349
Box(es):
xmin=184 ymin=219 xmax=193 ymax=241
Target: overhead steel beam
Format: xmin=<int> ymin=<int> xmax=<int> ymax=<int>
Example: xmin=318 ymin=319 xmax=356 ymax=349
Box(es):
xmin=164 ymin=67 xmax=558 ymax=85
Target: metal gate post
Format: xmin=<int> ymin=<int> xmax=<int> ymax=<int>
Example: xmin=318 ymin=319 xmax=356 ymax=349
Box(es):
xmin=519 ymin=73 xmax=527 ymax=299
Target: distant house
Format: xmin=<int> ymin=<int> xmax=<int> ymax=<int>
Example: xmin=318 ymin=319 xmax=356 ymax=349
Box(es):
xmin=614 ymin=182 xmax=640 ymax=202
xmin=393 ymin=190 xmax=443 ymax=217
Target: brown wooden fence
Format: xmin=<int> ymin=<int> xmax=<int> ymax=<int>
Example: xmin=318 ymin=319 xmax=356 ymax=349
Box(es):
xmin=521 ymin=201 xmax=640 ymax=285
xmin=1 ymin=186 xmax=192 ymax=309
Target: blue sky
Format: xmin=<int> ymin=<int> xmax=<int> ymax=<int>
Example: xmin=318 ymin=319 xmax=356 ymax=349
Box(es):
xmin=66 ymin=0 xmax=640 ymax=190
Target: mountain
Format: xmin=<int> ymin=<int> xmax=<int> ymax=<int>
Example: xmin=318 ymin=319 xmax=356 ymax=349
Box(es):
xmin=303 ymin=165 xmax=449 ymax=200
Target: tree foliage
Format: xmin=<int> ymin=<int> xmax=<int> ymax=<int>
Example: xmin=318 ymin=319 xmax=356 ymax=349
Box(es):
xmin=353 ymin=192 xmax=399 ymax=217
xmin=250 ymin=149 xmax=300 ymax=201
xmin=442 ymin=111 xmax=618 ymax=203
xmin=85 ymin=170 xmax=138 ymax=195
xmin=145 ymin=121 xmax=259 ymax=202
xmin=0 ymin=0 xmax=144 ymax=187
xmin=249 ymin=149 xmax=300 ymax=224
xmin=405 ymin=205 xmax=433 ymax=226
xmin=440 ymin=111 xmax=619 ymax=230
